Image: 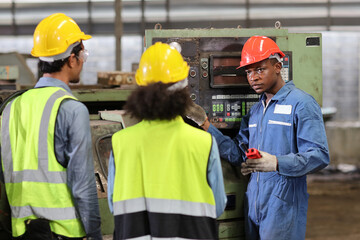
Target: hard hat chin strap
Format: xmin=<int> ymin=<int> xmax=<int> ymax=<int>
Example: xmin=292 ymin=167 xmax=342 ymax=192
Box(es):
xmin=167 ymin=78 xmax=188 ymax=92
xmin=39 ymin=42 xmax=80 ymax=62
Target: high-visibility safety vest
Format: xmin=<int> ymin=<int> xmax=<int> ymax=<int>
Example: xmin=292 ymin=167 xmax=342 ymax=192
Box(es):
xmin=1 ymin=87 xmax=86 ymax=238
xmin=112 ymin=116 xmax=218 ymax=240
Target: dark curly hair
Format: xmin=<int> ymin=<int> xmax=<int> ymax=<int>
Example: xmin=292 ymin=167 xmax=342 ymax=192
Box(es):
xmin=124 ymin=82 xmax=192 ymax=121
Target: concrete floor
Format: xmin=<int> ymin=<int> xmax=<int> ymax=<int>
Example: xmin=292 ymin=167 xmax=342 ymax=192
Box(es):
xmin=306 ymin=172 xmax=360 ymax=240
xmin=103 ymin=171 xmax=360 ymax=240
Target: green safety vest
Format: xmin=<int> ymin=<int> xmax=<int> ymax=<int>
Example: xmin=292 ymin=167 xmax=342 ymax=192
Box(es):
xmin=1 ymin=87 xmax=85 ymax=237
xmin=112 ymin=116 xmax=218 ymax=239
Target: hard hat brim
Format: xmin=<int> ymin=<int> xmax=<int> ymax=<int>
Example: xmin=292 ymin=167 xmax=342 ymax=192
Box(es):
xmin=81 ymin=34 xmax=92 ymax=41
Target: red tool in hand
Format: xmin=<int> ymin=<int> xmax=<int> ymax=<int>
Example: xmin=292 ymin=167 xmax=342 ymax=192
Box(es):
xmin=246 ymin=148 xmax=262 ymax=159
xmin=240 ymin=143 xmax=262 ymax=159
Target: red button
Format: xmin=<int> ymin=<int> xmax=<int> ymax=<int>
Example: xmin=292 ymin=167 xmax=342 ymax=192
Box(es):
xmin=219 ymin=118 xmax=223 ymax=122
xmin=227 ymin=112 xmax=230 ymax=116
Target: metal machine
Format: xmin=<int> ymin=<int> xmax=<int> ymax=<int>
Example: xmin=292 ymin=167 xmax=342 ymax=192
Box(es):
xmin=0 ymin=66 xmax=19 ymax=90
xmin=0 ymin=26 xmax=322 ymax=239
xmin=144 ymin=26 xmax=323 ymax=239
xmin=0 ymin=53 xmax=36 ymax=89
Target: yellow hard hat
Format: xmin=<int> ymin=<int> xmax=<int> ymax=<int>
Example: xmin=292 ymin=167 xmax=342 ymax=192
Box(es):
xmin=135 ymin=42 xmax=189 ymax=86
xmin=31 ymin=13 xmax=92 ymax=58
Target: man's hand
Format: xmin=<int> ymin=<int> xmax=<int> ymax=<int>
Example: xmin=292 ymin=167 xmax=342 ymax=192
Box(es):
xmin=185 ymin=101 xmax=207 ymax=126
xmin=241 ymin=151 xmax=278 ymax=176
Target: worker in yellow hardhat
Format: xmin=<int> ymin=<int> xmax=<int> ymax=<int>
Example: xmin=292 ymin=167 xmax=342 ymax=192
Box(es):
xmin=107 ymin=42 xmax=227 ymax=239
xmin=186 ymin=36 xmax=329 ymax=240
xmin=0 ymin=13 xmax=101 ymax=239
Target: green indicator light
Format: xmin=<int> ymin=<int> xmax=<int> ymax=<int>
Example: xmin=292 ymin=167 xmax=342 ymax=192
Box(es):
xmin=213 ymin=104 xmax=216 ymax=112
xmin=216 ymin=104 xmax=220 ymax=112
xmin=220 ymin=104 xmax=223 ymax=112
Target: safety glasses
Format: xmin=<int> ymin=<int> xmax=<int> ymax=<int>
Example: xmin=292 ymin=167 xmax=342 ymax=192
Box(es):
xmin=77 ymin=49 xmax=89 ymax=62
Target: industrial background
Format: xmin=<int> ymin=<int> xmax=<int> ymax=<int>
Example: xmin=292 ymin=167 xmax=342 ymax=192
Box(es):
xmin=1 ymin=1 xmax=360 ymax=240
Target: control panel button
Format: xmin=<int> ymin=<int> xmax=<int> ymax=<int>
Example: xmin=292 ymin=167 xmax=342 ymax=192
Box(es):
xmin=201 ymin=61 xmax=208 ymax=69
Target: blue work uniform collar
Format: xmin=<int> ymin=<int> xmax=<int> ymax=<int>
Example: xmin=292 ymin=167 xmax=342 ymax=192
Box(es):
xmin=34 ymin=77 xmax=72 ymax=94
xmin=259 ymin=80 xmax=295 ymax=103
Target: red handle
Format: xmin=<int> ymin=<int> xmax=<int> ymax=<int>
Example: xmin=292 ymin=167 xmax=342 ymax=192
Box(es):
xmin=246 ymin=148 xmax=262 ymax=159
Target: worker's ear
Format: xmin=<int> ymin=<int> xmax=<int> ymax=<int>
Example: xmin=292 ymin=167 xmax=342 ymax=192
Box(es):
xmin=67 ymin=53 xmax=77 ymax=68
xmin=274 ymin=61 xmax=282 ymax=74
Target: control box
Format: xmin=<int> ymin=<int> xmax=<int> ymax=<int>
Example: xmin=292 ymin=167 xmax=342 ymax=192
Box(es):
xmin=149 ymin=36 xmax=293 ymax=130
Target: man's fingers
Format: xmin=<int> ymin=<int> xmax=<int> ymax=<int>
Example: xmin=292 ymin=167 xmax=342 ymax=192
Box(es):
xmin=241 ymin=162 xmax=256 ymax=175
xmin=245 ymin=158 xmax=263 ymax=166
xmin=241 ymin=168 xmax=253 ymax=176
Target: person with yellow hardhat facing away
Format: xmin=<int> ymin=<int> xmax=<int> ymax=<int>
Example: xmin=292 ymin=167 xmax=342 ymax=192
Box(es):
xmin=186 ymin=36 xmax=329 ymax=240
xmin=0 ymin=13 xmax=102 ymax=240
xmin=107 ymin=42 xmax=227 ymax=239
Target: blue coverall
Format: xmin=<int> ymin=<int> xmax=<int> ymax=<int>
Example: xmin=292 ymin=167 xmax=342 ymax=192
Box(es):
xmin=208 ymin=81 xmax=330 ymax=240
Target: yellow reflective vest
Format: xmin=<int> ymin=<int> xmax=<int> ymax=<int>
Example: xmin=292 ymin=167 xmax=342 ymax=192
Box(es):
xmin=1 ymin=87 xmax=85 ymax=237
xmin=112 ymin=116 xmax=218 ymax=239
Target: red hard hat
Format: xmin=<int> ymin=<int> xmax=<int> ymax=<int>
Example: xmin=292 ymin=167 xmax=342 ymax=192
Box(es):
xmin=238 ymin=36 xmax=285 ymax=68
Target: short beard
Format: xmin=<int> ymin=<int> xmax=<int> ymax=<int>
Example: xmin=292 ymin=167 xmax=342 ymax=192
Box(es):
xmin=69 ymin=78 xmax=80 ymax=84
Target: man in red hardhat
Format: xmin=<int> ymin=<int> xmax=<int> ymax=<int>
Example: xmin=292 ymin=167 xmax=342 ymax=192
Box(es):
xmin=186 ymin=36 xmax=329 ymax=239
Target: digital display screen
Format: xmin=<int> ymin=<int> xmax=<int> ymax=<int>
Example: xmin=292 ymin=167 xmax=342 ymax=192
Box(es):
xmin=210 ymin=56 xmax=248 ymax=87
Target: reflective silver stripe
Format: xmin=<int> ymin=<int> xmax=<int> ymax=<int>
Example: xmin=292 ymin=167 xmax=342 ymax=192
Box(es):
xmin=1 ymin=99 xmax=14 ymax=184
xmin=113 ymin=198 xmax=216 ymax=218
xmin=11 ymin=205 xmax=78 ymax=220
xmin=114 ymin=197 xmax=147 ymax=214
xmin=128 ymin=236 xmax=198 ymax=240
xmin=10 ymin=170 xmax=66 ymax=184
xmin=38 ymin=90 xmax=73 ymax=171
xmin=127 ymin=235 xmax=151 ymax=240
xmin=2 ymin=89 xmax=72 ymax=183
xmin=268 ymin=119 xmax=292 ymax=126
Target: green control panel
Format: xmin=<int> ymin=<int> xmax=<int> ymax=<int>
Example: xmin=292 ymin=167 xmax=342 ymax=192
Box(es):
xmin=211 ymin=94 xmax=258 ymax=125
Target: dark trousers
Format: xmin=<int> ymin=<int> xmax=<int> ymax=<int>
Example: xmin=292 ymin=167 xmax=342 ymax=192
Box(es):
xmin=13 ymin=219 xmax=83 ymax=240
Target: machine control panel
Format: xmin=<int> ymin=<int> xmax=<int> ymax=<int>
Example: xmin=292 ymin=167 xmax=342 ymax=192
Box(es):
xmin=210 ymin=94 xmax=258 ymax=125
xmin=153 ymin=37 xmax=292 ymax=130
xmin=280 ymin=54 xmax=292 ymax=82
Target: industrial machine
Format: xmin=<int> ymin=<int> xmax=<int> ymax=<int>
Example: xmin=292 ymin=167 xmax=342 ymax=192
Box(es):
xmin=144 ymin=25 xmax=323 ymax=239
xmin=0 ymin=52 xmax=36 ymax=89
xmin=0 ymin=26 xmax=322 ymax=239
xmin=0 ymin=66 xmax=19 ymax=90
